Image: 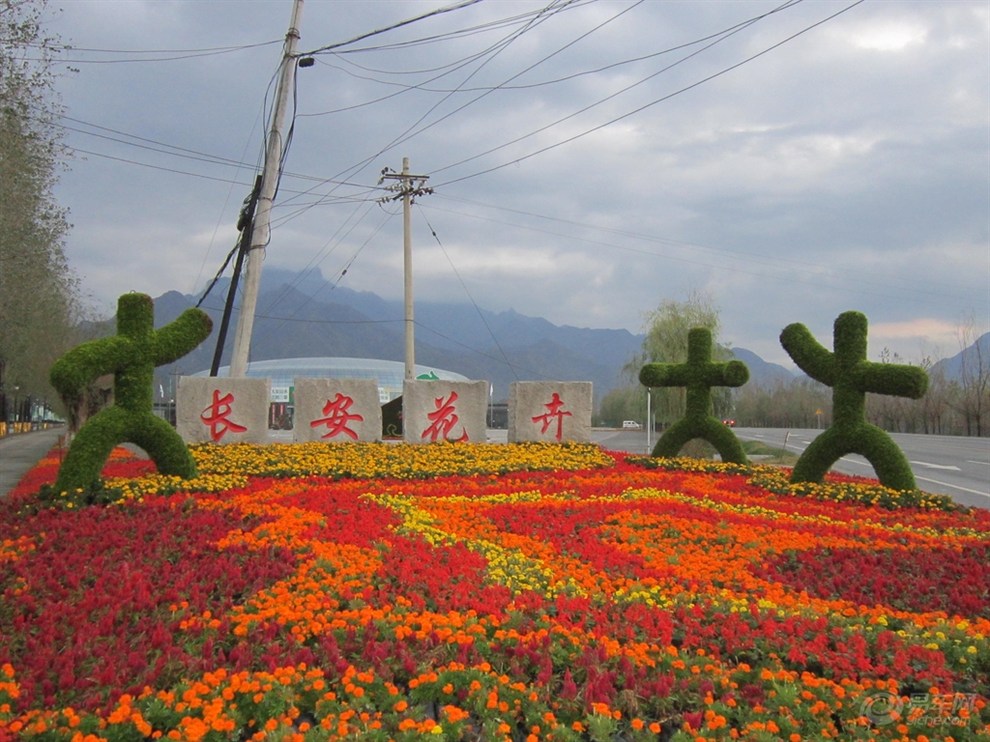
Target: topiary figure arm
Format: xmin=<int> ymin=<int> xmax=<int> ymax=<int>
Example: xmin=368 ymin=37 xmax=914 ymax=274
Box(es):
xmin=49 ymin=292 xmax=213 ymax=496
xmin=153 ymin=308 xmax=213 ymax=366
xmin=779 ymin=322 xmax=837 ymax=386
xmin=852 ymin=363 xmax=928 ymax=400
xmin=782 ymin=310 xmax=928 ymax=491
xmin=49 ymin=336 xmax=132 ymax=400
xmin=715 ymin=360 xmax=749 ymax=387
xmin=640 ymin=327 xmax=749 ymax=464
xmin=639 ymin=364 xmax=687 ymax=388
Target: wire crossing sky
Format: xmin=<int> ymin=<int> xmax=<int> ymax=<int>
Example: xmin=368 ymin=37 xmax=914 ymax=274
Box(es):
xmin=46 ymin=0 xmax=990 ymax=365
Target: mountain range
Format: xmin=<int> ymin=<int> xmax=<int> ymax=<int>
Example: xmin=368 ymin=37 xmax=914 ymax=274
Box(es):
xmin=146 ymin=268 xmax=983 ymax=404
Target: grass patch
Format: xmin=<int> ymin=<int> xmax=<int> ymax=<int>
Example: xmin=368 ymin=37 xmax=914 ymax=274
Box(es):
xmin=741 ymin=438 xmax=799 ymax=465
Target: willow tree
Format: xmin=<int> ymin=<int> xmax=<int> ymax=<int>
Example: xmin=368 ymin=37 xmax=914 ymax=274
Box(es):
xmin=626 ymin=290 xmax=730 ymax=429
xmin=1 ymin=0 xmax=80 ymax=420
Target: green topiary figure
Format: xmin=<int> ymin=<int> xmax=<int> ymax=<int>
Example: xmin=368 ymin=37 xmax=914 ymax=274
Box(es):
xmin=780 ymin=310 xmax=928 ymax=491
xmin=638 ymin=327 xmax=750 ymax=464
xmin=49 ymin=292 xmax=213 ymax=493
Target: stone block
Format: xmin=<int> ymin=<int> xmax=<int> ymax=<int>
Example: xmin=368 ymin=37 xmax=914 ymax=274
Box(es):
xmin=403 ymin=380 xmax=488 ymax=443
xmin=176 ymin=377 xmax=270 ymax=444
xmin=293 ymin=378 xmax=382 ymax=442
xmin=508 ymin=381 xmax=592 ymax=443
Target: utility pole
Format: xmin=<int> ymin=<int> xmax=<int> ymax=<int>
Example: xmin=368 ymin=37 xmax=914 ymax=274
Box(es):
xmin=229 ymin=0 xmax=304 ymax=378
xmin=379 ymin=157 xmax=432 ymax=379
xmin=211 ymin=175 xmax=262 ymax=377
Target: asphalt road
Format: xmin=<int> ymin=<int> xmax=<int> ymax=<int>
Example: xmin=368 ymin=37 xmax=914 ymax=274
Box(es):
xmin=731 ymin=428 xmax=990 ymax=510
xmin=0 ymin=427 xmax=64 ymax=498
xmin=593 ymin=426 xmax=990 ymax=509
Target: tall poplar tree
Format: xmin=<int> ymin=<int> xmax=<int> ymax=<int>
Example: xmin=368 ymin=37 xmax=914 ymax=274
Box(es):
xmin=1 ymin=0 xmax=79 ymax=421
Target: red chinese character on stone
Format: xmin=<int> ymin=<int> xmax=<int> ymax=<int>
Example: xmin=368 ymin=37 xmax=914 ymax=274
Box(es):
xmin=421 ymin=391 xmax=469 ymax=442
xmin=200 ymin=389 xmax=247 ymax=442
xmin=310 ymin=392 xmax=364 ymax=440
xmin=532 ymin=391 xmax=572 ymax=441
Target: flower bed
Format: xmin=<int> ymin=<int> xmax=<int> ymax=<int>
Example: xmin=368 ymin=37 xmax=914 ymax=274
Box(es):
xmin=1 ymin=442 xmax=987 ymax=741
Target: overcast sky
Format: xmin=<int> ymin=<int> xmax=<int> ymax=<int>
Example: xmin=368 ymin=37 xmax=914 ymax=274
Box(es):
xmin=45 ymin=0 xmax=989 ymax=366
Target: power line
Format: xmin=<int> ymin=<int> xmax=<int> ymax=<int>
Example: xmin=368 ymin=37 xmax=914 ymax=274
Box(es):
xmin=220 ymin=0 xmax=876 ymax=340
xmin=26 ymin=39 xmax=281 ymax=64
xmin=299 ymin=0 xmax=488 ymax=56
xmin=418 ymin=205 xmax=520 ymax=380
xmin=260 ymin=202 xmax=394 ymax=320
xmin=416 ymin=197 xmax=972 ymax=306
xmin=362 ymin=0 xmax=646 ymax=163
xmin=306 ymin=0 xmax=799 ymax=98
xmin=306 ymin=1 xmax=591 ymax=57
xmin=272 ymin=0 xmax=582 ymax=226
xmin=65 ymin=139 xmax=382 ymax=203
xmin=433 ymin=0 xmax=856 ymax=185
xmin=279 ymin=0 xmax=809 ymax=227
xmin=60 ymin=119 xmax=248 ymax=169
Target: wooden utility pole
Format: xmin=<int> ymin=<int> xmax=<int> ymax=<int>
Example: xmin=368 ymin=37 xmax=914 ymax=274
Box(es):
xmin=380 ymin=157 xmax=432 ymax=379
xmin=229 ymin=0 xmax=304 ymax=378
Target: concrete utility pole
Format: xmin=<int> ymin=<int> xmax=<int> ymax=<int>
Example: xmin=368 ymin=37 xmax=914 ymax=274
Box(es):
xmin=380 ymin=158 xmax=432 ymax=379
xmin=229 ymin=0 xmax=304 ymax=378
xmin=211 ymin=175 xmax=262 ymax=377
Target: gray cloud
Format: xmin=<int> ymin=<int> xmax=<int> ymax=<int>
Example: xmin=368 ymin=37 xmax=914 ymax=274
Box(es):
xmin=48 ymin=0 xmax=988 ymax=366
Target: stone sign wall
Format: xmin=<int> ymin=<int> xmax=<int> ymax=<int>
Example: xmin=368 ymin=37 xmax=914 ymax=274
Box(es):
xmin=293 ymin=378 xmax=382 ymax=443
xmin=175 ymin=376 xmax=595 ymax=447
xmin=508 ymin=381 xmax=592 ymax=443
xmin=176 ymin=377 xmax=270 ymax=445
xmin=403 ymin=380 xmax=489 ymax=443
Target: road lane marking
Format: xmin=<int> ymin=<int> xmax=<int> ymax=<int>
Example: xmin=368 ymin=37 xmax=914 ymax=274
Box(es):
xmin=914 ymin=476 xmax=989 ymax=499
xmin=835 ymin=458 xmax=987 ymax=498
xmin=909 ymin=461 xmax=960 ymax=471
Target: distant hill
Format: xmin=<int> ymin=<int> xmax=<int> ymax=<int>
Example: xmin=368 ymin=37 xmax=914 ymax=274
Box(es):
xmin=727 ymin=347 xmax=795 ymax=387
xmin=140 ymin=268 xmax=826 ymax=404
xmin=151 ymin=269 xmax=644 ymax=404
xmin=931 ymin=332 xmax=990 ymax=380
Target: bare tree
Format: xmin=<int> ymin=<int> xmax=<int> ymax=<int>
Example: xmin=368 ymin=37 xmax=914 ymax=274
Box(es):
xmin=953 ymin=317 xmax=989 ymax=436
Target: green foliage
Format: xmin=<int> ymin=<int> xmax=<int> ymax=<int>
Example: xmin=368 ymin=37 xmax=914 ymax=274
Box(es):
xmin=780 ymin=311 xmax=929 ymax=490
xmin=596 ymin=385 xmax=646 ymax=427
xmin=36 ymin=479 xmax=127 ymax=509
xmin=740 ymin=439 xmax=798 ymax=464
xmin=632 ymin=455 xmax=958 ymax=511
xmin=629 ymin=290 xmax=729 ymax=424
xmin=733 ymin=377 xmax=830 ymax=429
xmin=789 ymin=423 xmax=919 ymax=492
xmin=49 ymin=293 xmax=212 ymax=494
xmin=639 ymin=327 xmax=749 ymax=464
xmin=639 ymin=291 xmax=722 ymax=364
xmin=0 ymin=0 xmax=81 ymax=410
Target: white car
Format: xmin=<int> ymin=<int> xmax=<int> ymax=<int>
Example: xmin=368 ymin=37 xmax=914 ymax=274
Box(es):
xmin=622 ymin=420 xmax=641 ymax=429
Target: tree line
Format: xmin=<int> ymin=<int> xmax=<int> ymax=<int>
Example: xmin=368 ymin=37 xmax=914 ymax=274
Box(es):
xmin=1 ymin=0 xmax=94 ymax=430
xmin=598 ymin=297 xmax=989 ymax=438
xmin=3 ymin=1 xmax=986 ymax=440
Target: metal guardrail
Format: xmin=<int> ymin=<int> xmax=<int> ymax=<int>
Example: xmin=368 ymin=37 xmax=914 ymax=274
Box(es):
xmin=0 ymin=421 xmax=61 ymax=438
